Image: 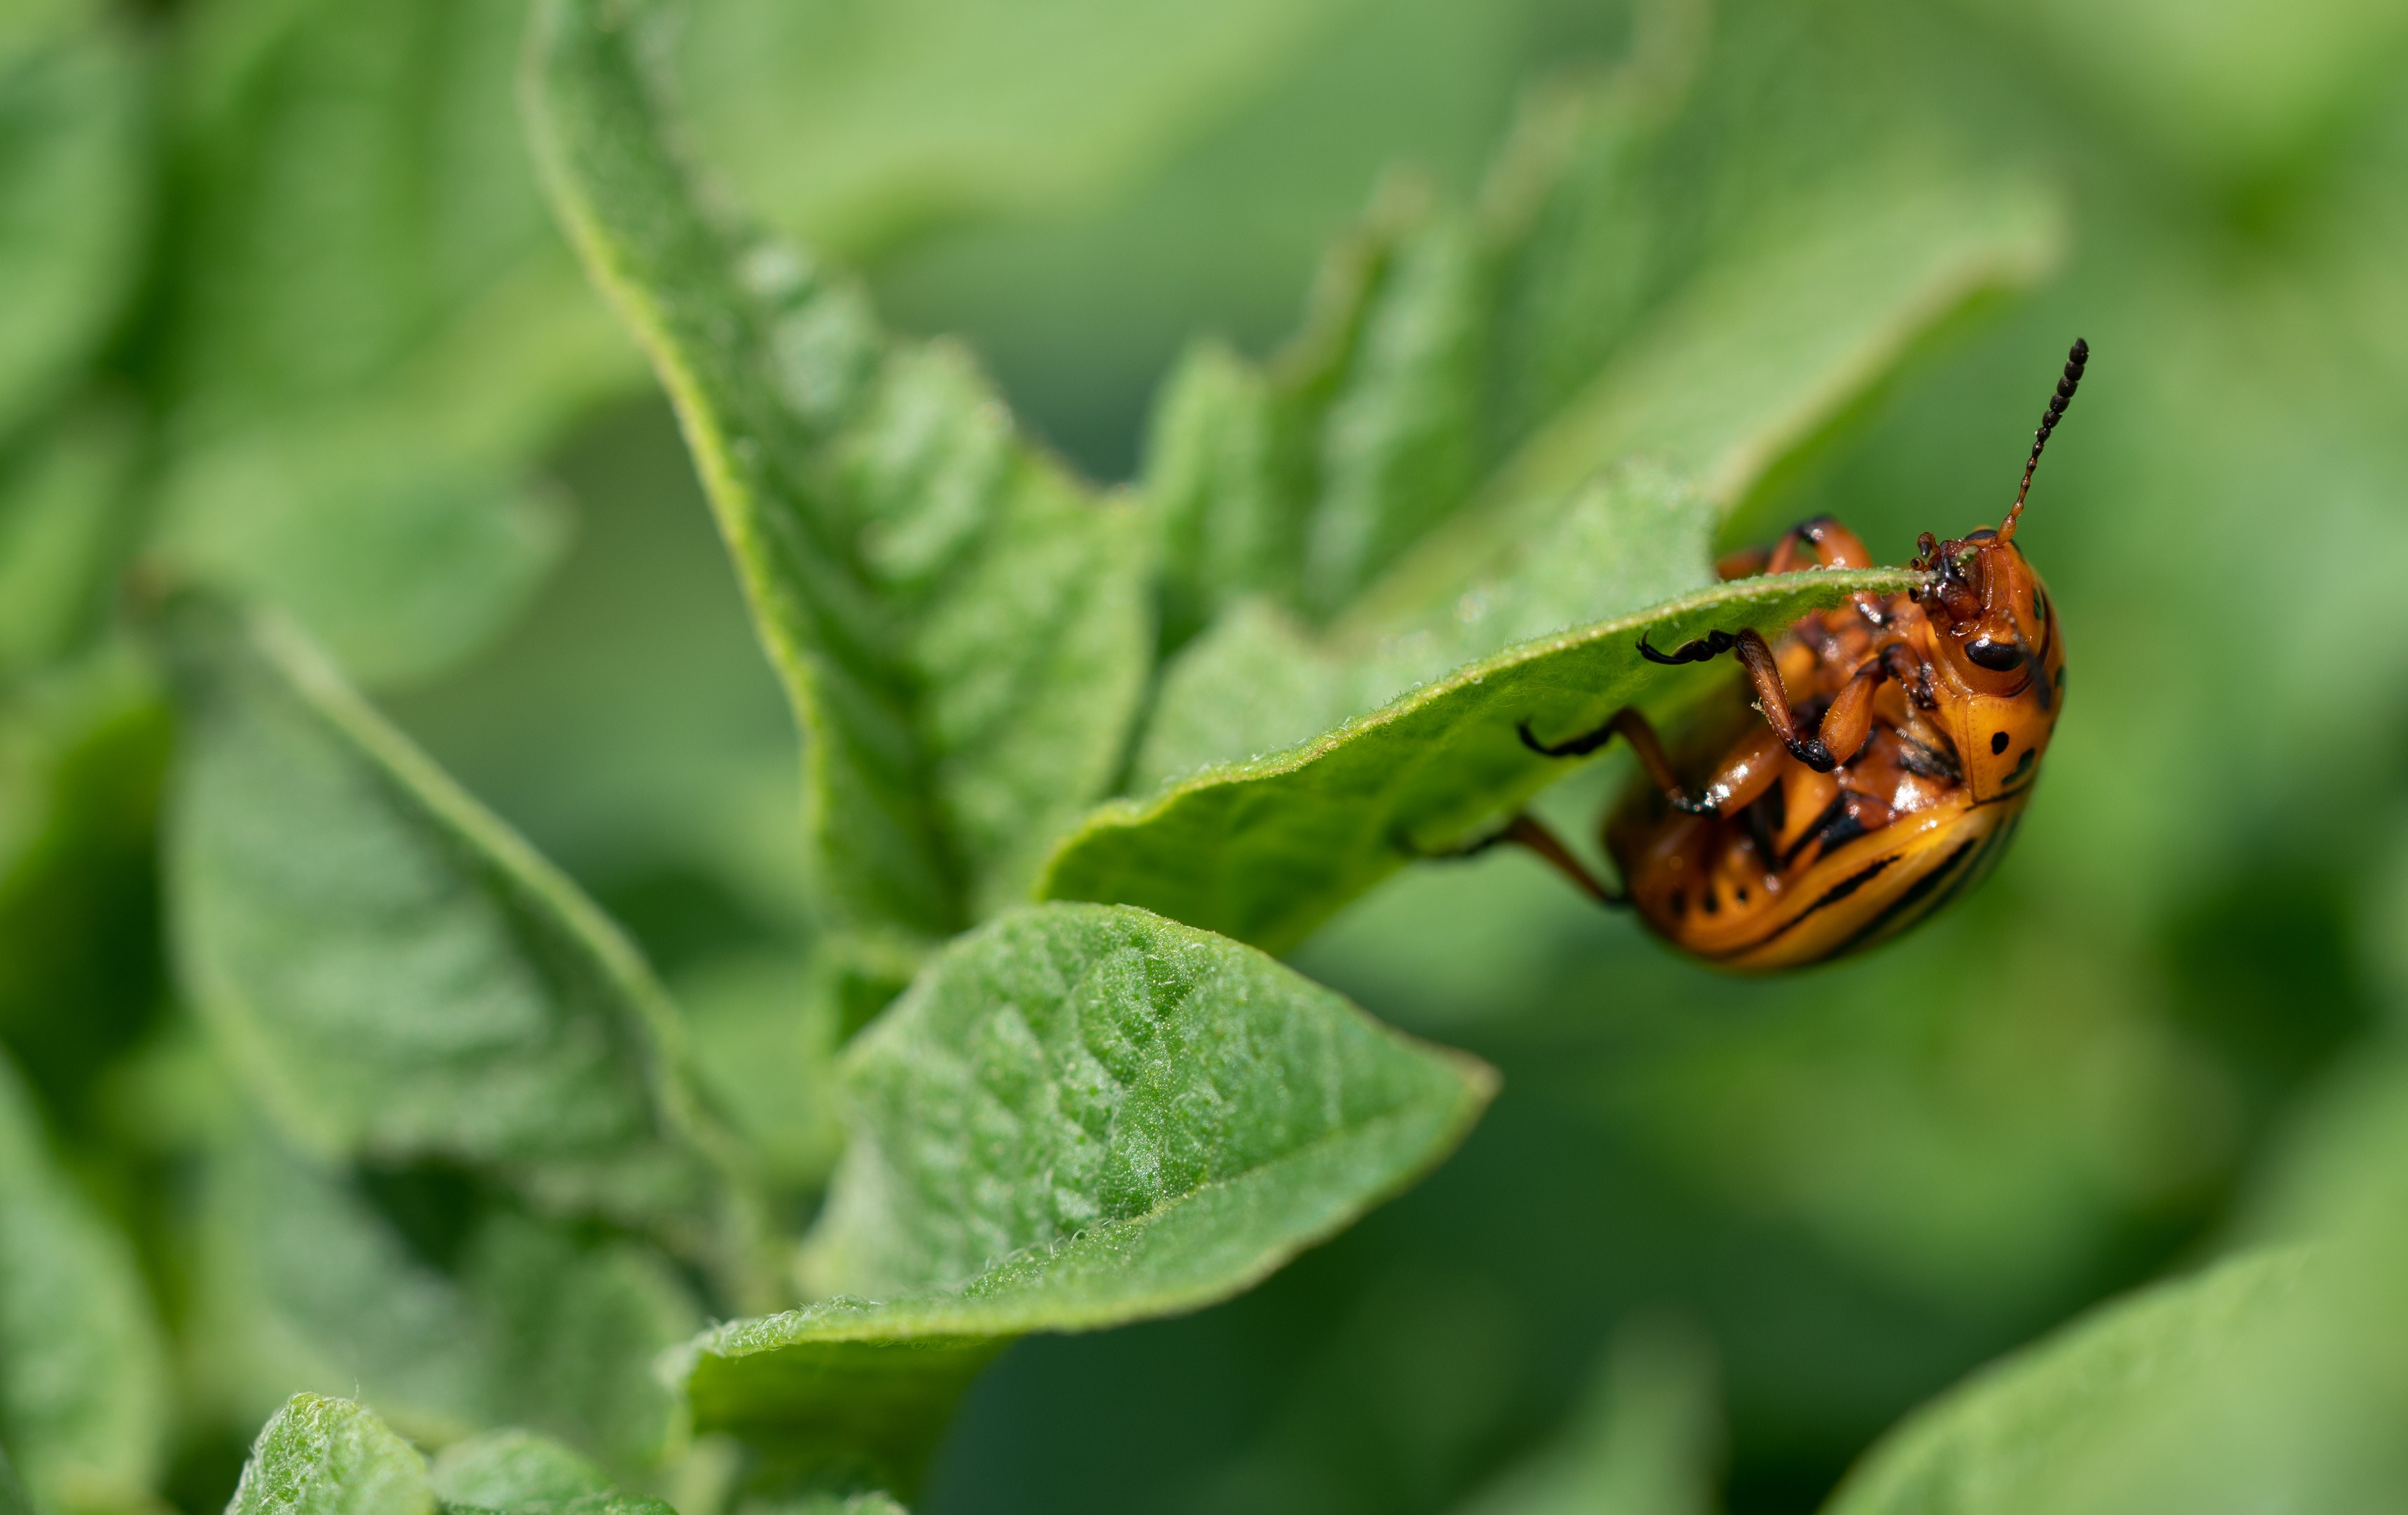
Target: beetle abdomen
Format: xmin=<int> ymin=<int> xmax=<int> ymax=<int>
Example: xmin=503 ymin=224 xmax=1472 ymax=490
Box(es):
xmin=1616 ymin=790 xmax=2024 ymax=971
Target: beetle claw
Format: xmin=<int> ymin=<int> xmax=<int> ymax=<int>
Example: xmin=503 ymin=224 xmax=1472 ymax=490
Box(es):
xmin=1639 ymin=630 xmax=1738 ymax=665
xmin=1789 ymin=738 xmax=1839 ymax=773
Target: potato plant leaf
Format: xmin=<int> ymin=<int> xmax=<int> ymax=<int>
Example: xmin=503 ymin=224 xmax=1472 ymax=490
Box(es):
xmin=1043 ymin=567 xmax=1918 ymax=952
xmin=674 ymin=904 xmax=1495 ymax=1493
xmin=429 ymin=1430 xmax=612 ymax=1509
xmin=0 ymin=6 xmax=145 ymax=442
xmin=527 ymin=0 xmax=1151 ymax=943
xmin=226 ymin=1397 xmax=433 ymax=1515
xmin=189 ymin=1124 xmax=699 ymax=1469
xmin=1452 ymin=1321 xmax=1722 ymax=1515
xmin=1823 ymin=1250 xmax=2307 ymax=1515
xmin=0 ymin=1053 xmax=169 ymax=1515
xmin=148 ymin=0 xmax=634 ymax=685
xmin=162 ymin=601 xmax=752 ymax=1277
xmin=1110 ymin=46 xmax=2056 ymax=950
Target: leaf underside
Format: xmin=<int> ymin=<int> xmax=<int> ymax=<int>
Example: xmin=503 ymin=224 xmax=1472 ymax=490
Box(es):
xmin=1042 ymin=568 xmax=1920 ymax=953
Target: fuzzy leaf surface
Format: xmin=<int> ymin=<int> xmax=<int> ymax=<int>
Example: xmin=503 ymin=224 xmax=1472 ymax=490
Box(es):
xmin=227 ymin=1397 xmax=433 ymax=1515
xmin=528 ymin=0 xmax=1150 ymax=941
xmin=1044 ymin=567 xmax=1917 ymax=951
xmin=676 ymin=903 xmax=1494 ymax=1490
xmin=0 ymin=1053 xmax=168 ymax=1515
xmin=163 ymin=603 xmax=739 ymax=1264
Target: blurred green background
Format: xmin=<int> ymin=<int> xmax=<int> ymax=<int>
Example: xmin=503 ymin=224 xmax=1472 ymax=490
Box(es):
xmin=5 ymin=0 xmax=2408 ymax=1511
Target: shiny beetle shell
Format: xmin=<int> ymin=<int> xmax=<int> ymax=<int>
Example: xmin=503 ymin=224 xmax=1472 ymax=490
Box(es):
xmin=1606 ymin=518 xmax=2064 ymax=969
xmin=1489 ymin=339 xmax=2087 ymax=971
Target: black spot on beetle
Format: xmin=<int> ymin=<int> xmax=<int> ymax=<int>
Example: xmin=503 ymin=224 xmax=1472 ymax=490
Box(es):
xmin=1968 ymin=637 xmax=2023 ymax=671
xmin=1990 ymin=731 xmax=2010 ymax=755
xmin=2011 ymin=748 xmax=2036 ymax=780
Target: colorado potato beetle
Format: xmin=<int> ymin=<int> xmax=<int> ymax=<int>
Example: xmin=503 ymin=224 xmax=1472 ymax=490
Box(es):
xmin=1486 ymin=338 xmax=2085 ymax=970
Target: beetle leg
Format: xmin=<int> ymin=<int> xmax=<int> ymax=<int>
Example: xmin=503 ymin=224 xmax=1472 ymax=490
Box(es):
xmin=1638 ymin=629 xmax=1738 ymax=665
xmin=1690 ymin=724 xmax=1788 ymax=816
xmin=1732 ymin=629 xmax=1826 ymax=768
xmin=1732 ymin=628 xmax=1891 ymax=773
xmin=1811 ymin=655 xmax=1890 ymax=768
xmin=1439 ymin=813 xmax=1625 ymax=907
xmin=1766 ymin=517 xmax=1876 ymax=574
xmin=1880 ymin=642 xmax=1935 ymax=709
xmin=1518 ymin=708 xmax=1713 ymax=814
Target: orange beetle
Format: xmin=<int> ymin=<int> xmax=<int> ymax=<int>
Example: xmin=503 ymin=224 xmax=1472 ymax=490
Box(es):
xmin=1489 ymin=339 xmax=2085 ymax=969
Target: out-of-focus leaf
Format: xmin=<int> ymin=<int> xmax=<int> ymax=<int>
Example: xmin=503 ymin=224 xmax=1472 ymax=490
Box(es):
xmin=1943 ymin=0 xmax=2408 ymax=184
xmin=149 ymin=0 xmax=636 ymax=685
xmin=0 ymin=406 xmax=138 ymax=679
xmin=1822 ymin=1250 xmax=2309 ymax=1515
xmin=190 ymin=1122 xmax=697 ymax=1467
xmin=226 ymin=1396 xmax=433 ymax=1515
xmin=1300 ymin=205 xmax=1487 ymax=613
xmin=764 ymin=1495 xmax=908 ymax=1515
xmin=1608 ymin=918 xmax=2233 ymax=1315
xmin=674 ymin=950 xmax=845 ymax=1194
xmin=0 ymin=1444 xmax=29 ymax=1515
xmin=1452 ymin=1320 xmax=1721 ymax=1515
xmin=0 ymin=655 xmax=167 ymax=1130
xmin=674 ymin=903 xmax=1494 ymax=1493
xmin=0 ymin=1053 xmax=169 ymax=1515
xmin=162 ymin=602 xmax=749 ymax=1272
xmin=0 ymin=8 xmax=145 ymax=443
xmin=678 ymin=0 xmax=1355 ymax=253
xmin=528 ymin=0 xmax=1152 ymax=944
xmin=1134 ymin=465 xmax=1717 ymax=789
xmin=429 ymin=1430 xmax=610 ymax=1509
xmin=1043 ymin=567 xmax=1914 ymax=952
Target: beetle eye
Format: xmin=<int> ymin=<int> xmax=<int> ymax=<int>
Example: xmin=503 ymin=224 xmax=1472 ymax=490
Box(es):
xmin=1965 ymin=637 xmax=2022 ymax=671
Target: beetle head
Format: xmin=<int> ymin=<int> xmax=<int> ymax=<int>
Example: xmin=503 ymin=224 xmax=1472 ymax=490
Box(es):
xmin=1907 ymin=336 xmax=2085 ymax=801
xmin=1913 ymin=520 xmax=2064 ymax=802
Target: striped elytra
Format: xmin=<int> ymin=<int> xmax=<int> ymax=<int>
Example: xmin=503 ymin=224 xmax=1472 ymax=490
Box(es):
xmin=1490 ymin=340 xmax=2084 ymax=970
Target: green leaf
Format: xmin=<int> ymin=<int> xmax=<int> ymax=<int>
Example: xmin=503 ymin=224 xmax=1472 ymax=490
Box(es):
xmin=162 ymin=601 xmax=750 ymax=1273
xmin=227 ymin=1396 xmax=434 ymax=1515
xmin=1043 ymin=565 xmax=1917 ymax=952
xmin=0 ymin=656 xmax=169 ymax=1129
xmin=1105 ymin=38 xmax=2058 ymax=949
xmin=190 ymin=1122 xmax=698 ymax=1467
xmin=1132 ymin=464 xmax=1717 ymax=790
xmin=429 ymin=1431 xmax=610 ymax=1509
xmin=0 ymin=1052 xmax=168 ymax=1515
xmin=1299 ymin=205 xmax=1489 ymax=614
xmin=676 ymin=0 xmax=1353 ymax=254
xmin=0 ymin=8 xmax=145 ymax=441
xmin=674 ymin=950 xmax=846 ymax=1194
xmin=527 ymin=0 xmax=1152 ymax=943
xmin=0 ymin=405 xmax=139 ymax=679
xmin=148 ymin=0 xmax=637 ymax=684
xmin=674 ymin=903 xmax=1494 ymax=1492
xmin=1452 ymin=1319 xmax=1722 ymax=1515
xmin=1821 ymin=1250 xmax=2309 ymax=1515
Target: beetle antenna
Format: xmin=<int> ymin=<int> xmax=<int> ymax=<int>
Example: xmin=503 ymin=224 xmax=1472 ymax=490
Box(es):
xmin=2002 ymin=337 xmax=2087 ymax=543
